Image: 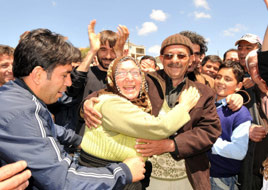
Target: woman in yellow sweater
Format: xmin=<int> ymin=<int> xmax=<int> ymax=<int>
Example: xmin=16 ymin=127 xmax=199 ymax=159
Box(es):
xmin=79 ymin=56 xmax=200 ymax=189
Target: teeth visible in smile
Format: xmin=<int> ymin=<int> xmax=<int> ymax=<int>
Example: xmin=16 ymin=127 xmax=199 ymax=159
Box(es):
xmin=124 ymin=86 xmax=135 ymax=90
xmin=217 ymin=86 xmax=225 ymax=90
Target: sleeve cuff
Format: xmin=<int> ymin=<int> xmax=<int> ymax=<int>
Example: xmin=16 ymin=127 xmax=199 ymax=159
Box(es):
xmin=72 ymin=67 xmax=88 ymax=77
xmin=71 ymin=134 xmax=82 ymax=147
xmin=169 ymin=138 xmax=180 ymax=160
xmin=118 ymin=163 xmax=132 ymax=184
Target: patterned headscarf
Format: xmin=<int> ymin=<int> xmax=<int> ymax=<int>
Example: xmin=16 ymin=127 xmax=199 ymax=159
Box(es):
xmin=98 ymin=56 xmax=152 ymax=113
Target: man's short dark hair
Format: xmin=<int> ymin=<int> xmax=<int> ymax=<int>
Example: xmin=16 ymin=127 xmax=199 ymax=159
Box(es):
xmin=140 ymin=55 xmax=157 ymax=67
xmin=223 ymin=48 xmax=238 ymax=61
xmin=13 ymin=29 xmax=76 ymax=78
xmin=0 ymin=45 xmax=14 ymax=56
xmin=100 ymin=30 xmax=117 ymax=48
xmin=179 ymin=31 xmax=208 ymax=55
xmin=219 ymin=60 xmax=244 ymax=83
xmin=201 ymin=55 xmax=223 ymax=66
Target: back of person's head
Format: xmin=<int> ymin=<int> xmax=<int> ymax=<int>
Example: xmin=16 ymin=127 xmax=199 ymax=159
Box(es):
xmin=179 ymin=30 xmax=208 ymax=55
xmin=219 ymin=60 xmax=244 ymax=83
xmin=223 ymin=49 xmax=238 ymax=61
xmin=201 ymin=55 xmax=223 ymax=66
xmin=100 ymin=30 xmax=117 ymax=48
xmin=72 ymin=47 xmax=82 ymax=63
xmin=0 ymin=45 xmax=14 ymax=56
xmin=13 ymin=29 xmax=76 ymax=78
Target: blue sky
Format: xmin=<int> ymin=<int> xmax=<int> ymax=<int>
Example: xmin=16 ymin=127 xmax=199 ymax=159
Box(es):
xmin=0 ymin=0 xmax=267 ymax=57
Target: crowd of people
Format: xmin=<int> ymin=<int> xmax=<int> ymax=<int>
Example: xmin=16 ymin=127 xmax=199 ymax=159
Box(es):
xmin=0 ymin=1 xmax=268 ymax=190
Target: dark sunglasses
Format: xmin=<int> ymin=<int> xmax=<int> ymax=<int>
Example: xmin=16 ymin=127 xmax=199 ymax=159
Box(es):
xmin=163 ymin=53 xmax=188 ymax=60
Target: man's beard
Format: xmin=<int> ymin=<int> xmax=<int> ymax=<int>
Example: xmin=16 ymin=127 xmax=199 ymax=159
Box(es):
xmin=97 ymin=56 xmax=114 ymax=70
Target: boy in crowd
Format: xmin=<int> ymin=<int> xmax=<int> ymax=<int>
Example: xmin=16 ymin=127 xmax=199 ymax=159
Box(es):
xmin=208 ymin=61 xmax=252 ymax=189
xmin=201 ymin=55 xmax=223 ymax=79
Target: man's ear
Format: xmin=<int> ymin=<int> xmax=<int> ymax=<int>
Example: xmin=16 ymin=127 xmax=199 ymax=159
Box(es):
xmin=200 ymin=53 xmax=205 ymax=62
xmin=235 ymin=82 xmax=243 ymax=92
xmin=31 ymin=66 xmax=46 ymax=85
xmin=188 ymin=54 xmax=194 ymax=68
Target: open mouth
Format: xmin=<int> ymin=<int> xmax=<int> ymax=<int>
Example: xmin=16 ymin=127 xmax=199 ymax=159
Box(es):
xmin=123 ymin=85 xmax=137 ymax=92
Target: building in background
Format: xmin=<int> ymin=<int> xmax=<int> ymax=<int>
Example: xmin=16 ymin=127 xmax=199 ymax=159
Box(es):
xmin=124 ymin=40 xmax=145 ymax=60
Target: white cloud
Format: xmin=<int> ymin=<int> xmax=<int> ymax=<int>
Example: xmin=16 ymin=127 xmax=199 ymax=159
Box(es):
xmin=150 ymin=9 xmax=167 ymax=22
xmin=194 ymin=11 xmax=211 ymax=19
xmin=193 ymin=0 xmax=210 ymax=10
xmin=52 ymin=1 xmax=56 ymax=6
xmin=223 ymin=24 xmax=247 ymax=36
xmin=148 ymin=45 xmax=161 ymax=55
xmin=137 ymin=22 xmax=158 ymax=36
xmin=205 ymin=38 xmax=211 ymax=43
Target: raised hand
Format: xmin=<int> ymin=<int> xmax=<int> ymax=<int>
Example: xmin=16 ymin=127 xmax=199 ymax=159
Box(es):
xmin=113 ymin=25 xmax=129 ymax=57
xmin=265 ymin=0 xmax=268 ymax=9
xmin=88 ymin=19 xmax=101 ymax=54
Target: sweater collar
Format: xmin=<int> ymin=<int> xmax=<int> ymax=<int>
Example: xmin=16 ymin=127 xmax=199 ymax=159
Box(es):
xmin=215 ymin=97 xmax=227 ymax=108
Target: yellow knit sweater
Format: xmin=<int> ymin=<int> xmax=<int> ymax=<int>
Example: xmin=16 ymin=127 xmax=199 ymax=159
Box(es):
xmin=81 ymin=94 xmax=190 ymax=162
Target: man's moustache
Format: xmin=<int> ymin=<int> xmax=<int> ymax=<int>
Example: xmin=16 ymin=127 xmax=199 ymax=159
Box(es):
xmin=167 ymin=63 xmax=182 ymax=68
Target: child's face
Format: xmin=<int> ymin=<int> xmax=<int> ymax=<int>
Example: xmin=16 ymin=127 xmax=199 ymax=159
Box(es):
xmin=214 ymin=68 xmax=242 ymax=100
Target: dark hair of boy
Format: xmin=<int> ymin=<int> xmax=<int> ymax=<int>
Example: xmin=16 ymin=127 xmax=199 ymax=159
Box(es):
xmin=219 ymin=60 xmax=245 ymax=83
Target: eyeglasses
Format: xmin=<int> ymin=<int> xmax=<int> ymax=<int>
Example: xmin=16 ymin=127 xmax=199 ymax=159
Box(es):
xmin=116 ymin=70 xmax=141 ymax=78
xmin=163 ymin=53 xmax=189 ymax=60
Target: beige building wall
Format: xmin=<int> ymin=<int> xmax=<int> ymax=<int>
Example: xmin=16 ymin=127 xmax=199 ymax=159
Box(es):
xmin=124 ymin=40 xmax=146 ymax=60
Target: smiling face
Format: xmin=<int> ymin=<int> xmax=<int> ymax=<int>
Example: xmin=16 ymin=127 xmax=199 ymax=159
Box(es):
xmin=237 ymin=41 xmax=259 ymax=70
xmin=97 ymin=41 xmax=116 ymax=71
xmin=201 ymin=60 xmax=221 ymax=79
xmin=160 ymin=44 xmax=193 ymax=87
xmin=0 ymin=54 xmax=14 ymax=86
xmin=214 ymin=68 xmax=242 ymax=101
xmin=115 ymin=60 xmax=142 ymax=100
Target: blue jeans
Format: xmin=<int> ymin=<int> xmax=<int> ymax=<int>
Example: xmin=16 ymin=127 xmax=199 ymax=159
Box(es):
xmin=210 ymin=176 xmax=239 ymax=190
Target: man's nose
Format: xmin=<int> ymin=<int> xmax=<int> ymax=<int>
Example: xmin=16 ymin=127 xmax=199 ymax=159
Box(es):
xmin=7 ymin=64 xmax=13 ymax=73
xmin=65 ymin=74 xmax=72 ymax=87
